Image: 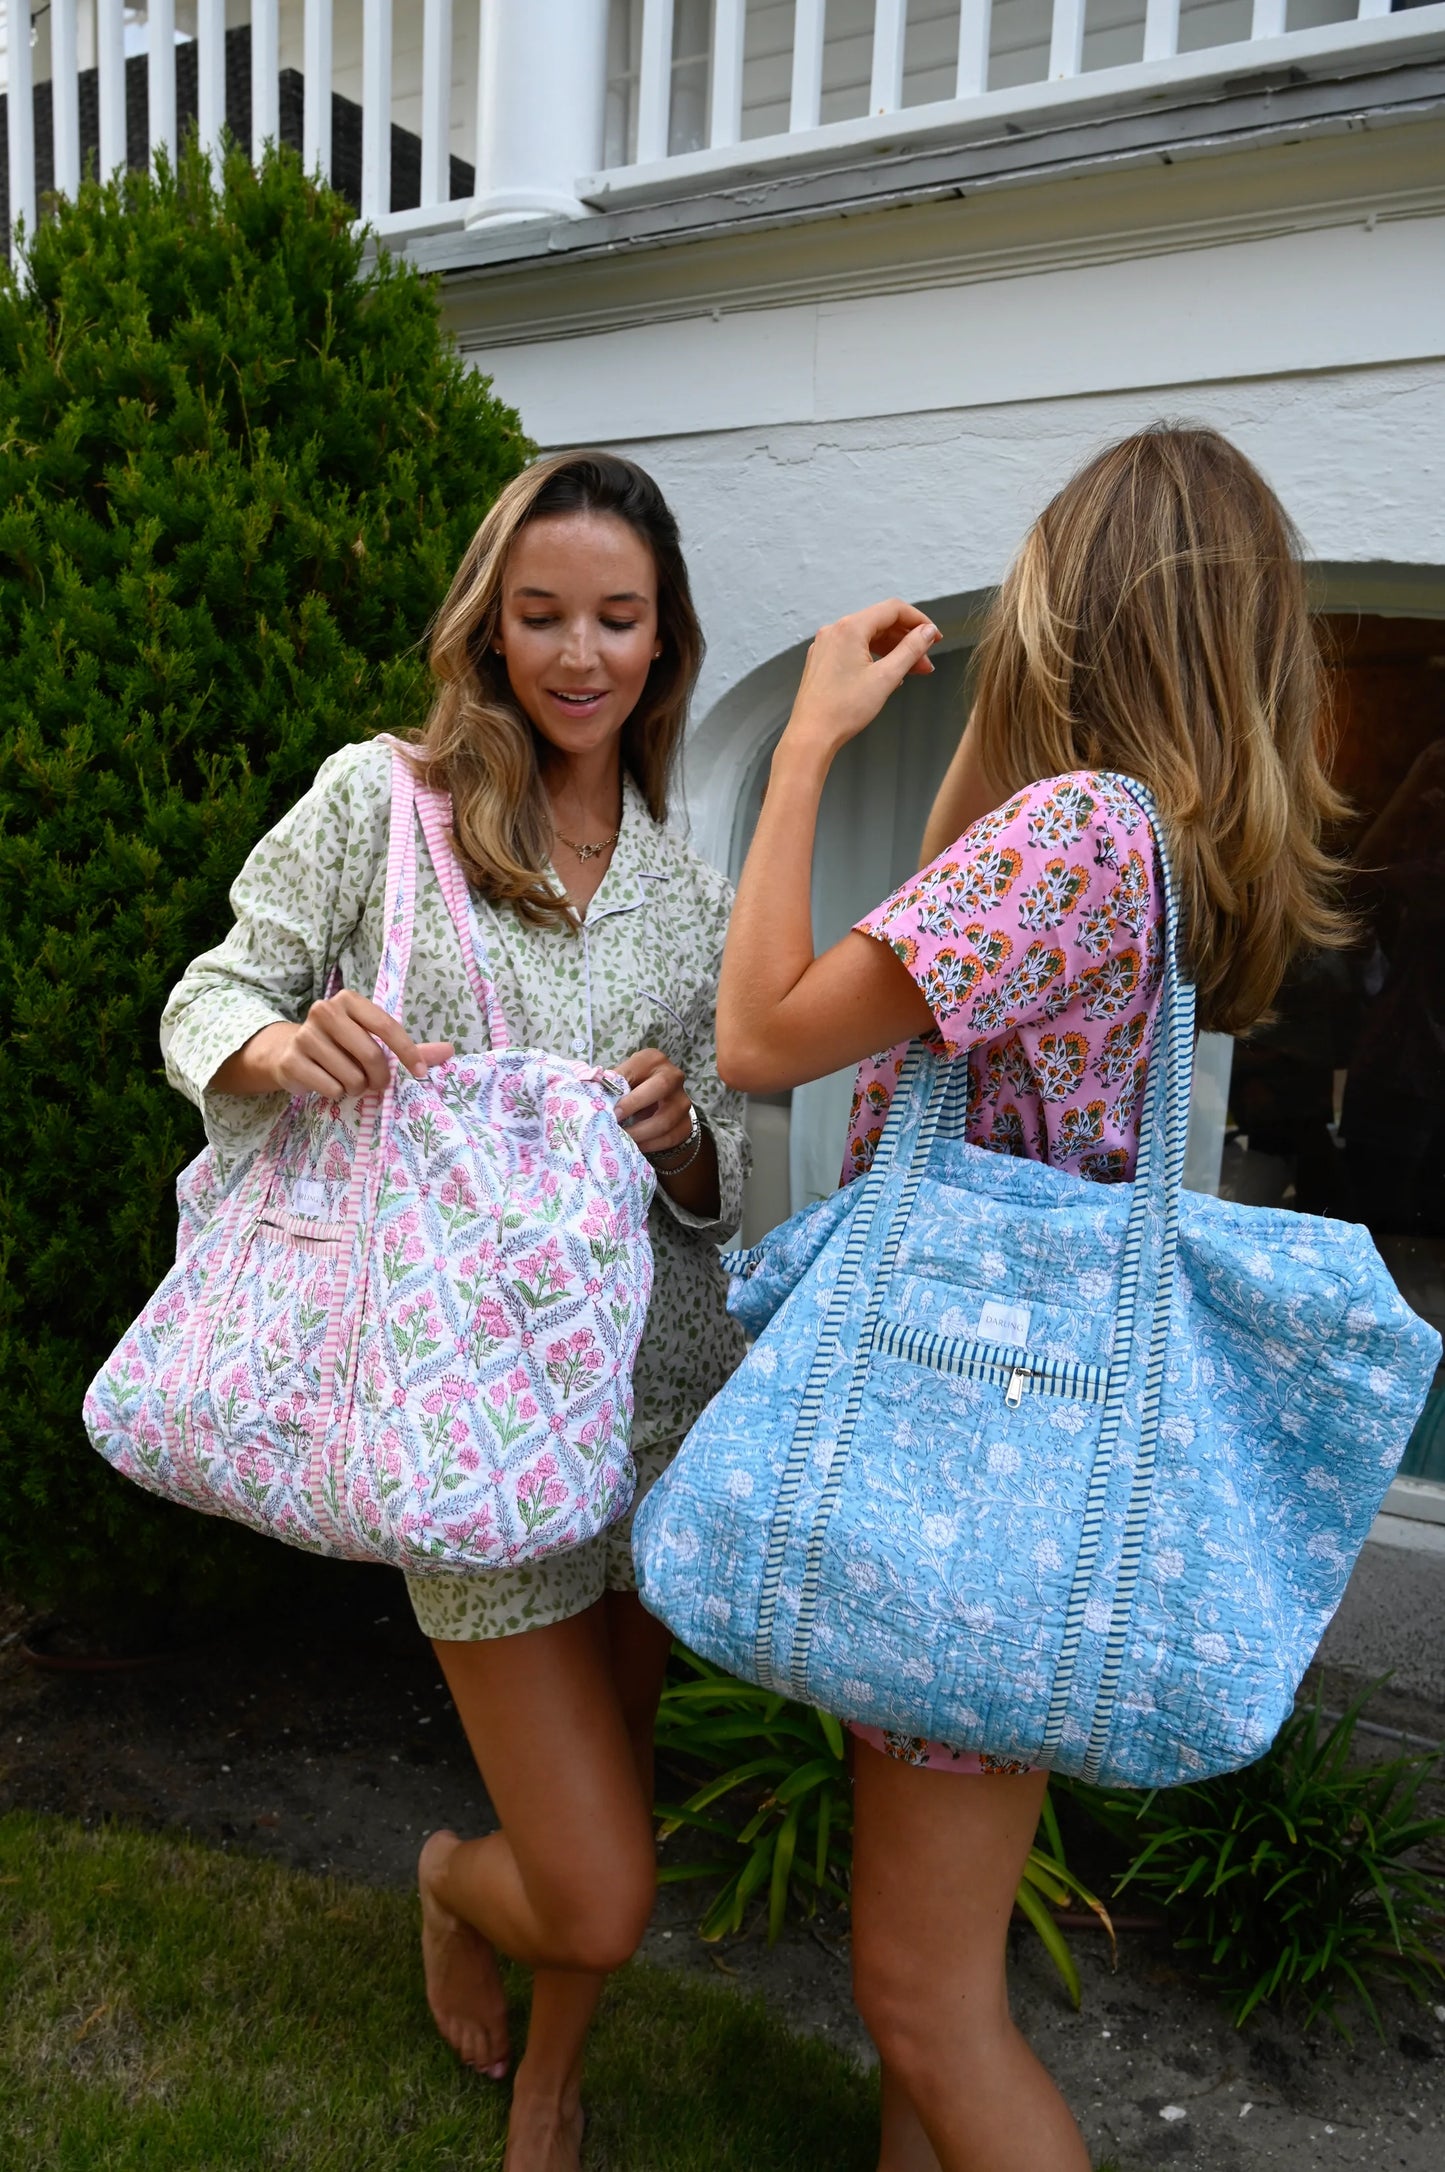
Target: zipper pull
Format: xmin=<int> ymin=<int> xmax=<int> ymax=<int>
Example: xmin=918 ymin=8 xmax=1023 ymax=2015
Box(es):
xmin=1005 ymin=1366 xmax=1029 ymax=1408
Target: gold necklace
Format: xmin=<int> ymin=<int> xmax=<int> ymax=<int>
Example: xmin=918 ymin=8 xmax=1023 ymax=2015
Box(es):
xmin=554 ymin=826 xmax=622 ymax=862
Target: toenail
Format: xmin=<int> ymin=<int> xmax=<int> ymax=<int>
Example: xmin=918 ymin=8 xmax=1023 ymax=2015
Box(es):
xmin=486 ymin=2059 xmax=508 ymax=2079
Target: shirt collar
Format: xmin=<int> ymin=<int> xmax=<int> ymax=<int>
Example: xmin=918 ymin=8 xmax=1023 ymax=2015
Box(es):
xmin=549 ymin=773 xmax=673 ymax=923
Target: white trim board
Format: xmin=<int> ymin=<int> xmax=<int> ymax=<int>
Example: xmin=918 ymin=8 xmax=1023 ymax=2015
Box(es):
xmin=465 ymin=213 xmax=1445 ymax=448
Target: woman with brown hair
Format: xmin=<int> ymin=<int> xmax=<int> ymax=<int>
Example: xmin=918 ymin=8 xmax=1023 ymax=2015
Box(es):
xmin=161 ymin=451 xmax=748 ymax=2171
xmin=714 ymin=424 xmax=1348 ymax=2171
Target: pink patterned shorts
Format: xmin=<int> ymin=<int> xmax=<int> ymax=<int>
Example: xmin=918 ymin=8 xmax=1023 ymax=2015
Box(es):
xmin=850 ymin=1723 xmax=1036 ymax=1776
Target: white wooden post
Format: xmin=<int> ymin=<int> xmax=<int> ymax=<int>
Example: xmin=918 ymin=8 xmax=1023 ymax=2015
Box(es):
xmin=709 ymin=0 xmax=746 ymax=150
xmin=361 ymin=0 xmax=393 ymax=221
xmin=1250 ymin=0 xmax=1288 ymax=36
xmin=97 ymin=0 xmax=127 ymax=177
xmin=148 ymin=0 xmax=177 ymax=168
xmin=303 ymin=0 xmax=333 ymax=181
xmin=196 ymin=0 xmax=226 ymax=174
xmin=1355 ymin=0 xmax=1392 ymax=16
xmin=955 ymin=0 xmax=992 ymax=99
xmin=1142 ymin=0 xmax=1180 ymax=64
xmin=470 ymin=0 xmax=610 ymax=224
xmin=52 ymin=0 xmax=81 ymax=196
xmin=6 ymin=0 xmax=35 ymax=256
xmin=790 ymin=0 xmax=826 ymax=133
xmin=419 ymin=0 xmax=453 ymax=206
xmin=252 ymin=0 xmax=280 ymax=161
xmin=1047 ymin=0 xmax=1085 ymax=81
xmin=870 ymin=0 xmax=908 ymax=117
xmin=636 ymin=0 xmax=675 ymax=165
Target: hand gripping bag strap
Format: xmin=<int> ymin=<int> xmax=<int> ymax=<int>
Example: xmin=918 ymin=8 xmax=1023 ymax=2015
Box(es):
xmin=1036 ymin=776 xmax=1197 ymax=1773
xmin=304 ymin=750 xmax=422 ymax=1542
xmin=411 ymin=775 xmax=513 ymax=1051
xmin=752 ymin=1040 xmax=939 ymax=1692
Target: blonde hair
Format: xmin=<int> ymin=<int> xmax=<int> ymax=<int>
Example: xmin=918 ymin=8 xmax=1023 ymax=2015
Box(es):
xmin=407 ymin=450 xmax=703 ymax=925
xmin=968 ymin=425 xmax=1351 ymax=1035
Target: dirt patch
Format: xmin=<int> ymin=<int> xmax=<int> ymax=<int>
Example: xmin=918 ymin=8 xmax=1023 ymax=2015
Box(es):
xmin=3 ymin=1576 xmax=1443 ymax=2170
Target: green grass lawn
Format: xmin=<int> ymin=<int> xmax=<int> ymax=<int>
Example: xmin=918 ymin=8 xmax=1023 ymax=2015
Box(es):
xmin=0 ymin=1811 xmax=879 ymax=2172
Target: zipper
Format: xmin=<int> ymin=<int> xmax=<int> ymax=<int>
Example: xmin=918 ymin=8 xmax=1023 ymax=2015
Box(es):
xmin=869 ymin=1316 xmax=1109 ymax=1407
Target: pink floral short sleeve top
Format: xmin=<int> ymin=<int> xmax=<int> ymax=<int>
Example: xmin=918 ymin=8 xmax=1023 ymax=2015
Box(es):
xmin=842 ymin=770 xmax=1166 ymax=1189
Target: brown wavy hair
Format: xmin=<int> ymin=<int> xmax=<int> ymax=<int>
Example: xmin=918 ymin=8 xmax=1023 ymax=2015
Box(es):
xmin=967 ymin=425 xmax=1351 ymax=1034
xmin=407 ymin=450 xmax=703 ymax=925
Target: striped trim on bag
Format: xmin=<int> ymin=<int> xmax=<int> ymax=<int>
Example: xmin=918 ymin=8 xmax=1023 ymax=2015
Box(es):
xmin=869 ymin=1317 xmax=1110 ymax=1405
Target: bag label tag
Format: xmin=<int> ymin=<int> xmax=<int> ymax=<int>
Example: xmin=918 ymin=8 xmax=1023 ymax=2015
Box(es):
xmin=977 ymin=1297 xmax=1032 ymax=1348
xmin=291 ymin=1179 xmax=331 ymax=1219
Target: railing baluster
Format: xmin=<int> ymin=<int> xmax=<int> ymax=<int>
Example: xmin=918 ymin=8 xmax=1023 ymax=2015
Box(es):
xmin=956 ymin=0 xmax=992 ymax=98
xmin=1250 ymin=0 xmax=1288 ymax=34
xmin=303 ymin=0 xmax=333 ymax=182
xmin=197 ymin=0 xmax=226 ymax=175
xmin=148 ymin=0 xmax=177 ymax=169
xmin=252 ymin=0 xmax=280 ymax=161
xmin=361 ymin=0 xmax=393 ymax=219
xmin=1047 ymin=0 xmax=1086 ymax=80
xmin=6 ymin=0 xmax=35 ymax=257
xmin=419 ymin=0 xmax=452 ymax=207
xmin=709 ymin=0 xmax=746 ymax=150
xmin=98 ymin=0 xmax=127 ymax=177
xmin=52 ymin=0 xmax=81 ymax=197
xmin=636 ymin=0 xmax=676 ymax=165
xmin=1355 ymin=0 xmax=1392 ymax=15
xmin=790 ymin=0 xmax=826 ymax=133
xmin=1142 ymin=0 xmax=1179 ymax=62
xmin=870 ymin=0 xmax=908 ymax=115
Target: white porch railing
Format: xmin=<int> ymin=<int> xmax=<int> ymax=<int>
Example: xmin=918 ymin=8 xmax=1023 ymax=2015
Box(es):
xmin=2 ymin=1 xmax=1443 ymax=260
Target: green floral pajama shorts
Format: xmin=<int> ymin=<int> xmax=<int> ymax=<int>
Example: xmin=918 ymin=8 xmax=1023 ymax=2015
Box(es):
xmin=403 ymin=1433 xmax=682 ymax=1642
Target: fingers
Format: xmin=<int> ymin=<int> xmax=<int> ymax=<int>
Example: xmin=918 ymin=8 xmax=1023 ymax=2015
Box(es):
xmin=849 ymin=598 xmax=937 ymax=652
xmin=613 ymin=1051 xmax=692 ymax=1155
xmin=278 ymin=991 xmax=454 ymax=1101
xmin=875 ymin=618 xmax=942 ymax=689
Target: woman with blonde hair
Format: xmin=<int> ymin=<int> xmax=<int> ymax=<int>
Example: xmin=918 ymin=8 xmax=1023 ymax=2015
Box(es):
xmin=714 ymin=424 xmax=1348 ymax=2171
xmin=161 ymin=451 xmax=748 ymax=2171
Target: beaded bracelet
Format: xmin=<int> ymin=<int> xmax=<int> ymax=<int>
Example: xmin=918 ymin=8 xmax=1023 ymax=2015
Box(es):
xmin=649 ymin=1103 xmax=704 ymax=1176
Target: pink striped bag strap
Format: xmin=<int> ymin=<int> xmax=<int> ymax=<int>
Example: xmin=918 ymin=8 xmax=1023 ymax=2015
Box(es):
xmin=412 ymin=772 xmax=512 ymax=1052
xmin=372 ymin=747 xmax=422 ymax=1023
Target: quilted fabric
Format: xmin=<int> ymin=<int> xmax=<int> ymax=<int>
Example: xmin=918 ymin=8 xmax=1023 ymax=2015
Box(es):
xmin=634 ymin=780 xmax=1441 ymax=1788
xmin=85 ymin=750 xmax=655 ymax=1572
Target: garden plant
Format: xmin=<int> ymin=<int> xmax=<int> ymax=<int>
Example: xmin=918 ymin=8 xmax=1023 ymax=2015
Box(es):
xmin=0 ymin=138 xmax=528 ymax=1616
xmin=1076 ymin=1683 xmax=1445 ymax=2033
xmin=654 ymin=1648 xmax=1112 ymax=2007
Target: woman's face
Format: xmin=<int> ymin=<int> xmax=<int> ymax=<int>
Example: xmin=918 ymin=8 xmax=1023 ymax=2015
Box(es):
xmin=495 ymin=511 xmax=661 ymax=766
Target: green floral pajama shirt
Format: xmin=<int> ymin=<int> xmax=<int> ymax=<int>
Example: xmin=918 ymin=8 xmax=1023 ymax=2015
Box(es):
xmin=161 ymin=737 xmax=749 ymax=1639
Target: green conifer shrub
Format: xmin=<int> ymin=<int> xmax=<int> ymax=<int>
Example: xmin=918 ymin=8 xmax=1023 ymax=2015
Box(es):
xmin=0 ymin=141 xmax=529 ymax=1614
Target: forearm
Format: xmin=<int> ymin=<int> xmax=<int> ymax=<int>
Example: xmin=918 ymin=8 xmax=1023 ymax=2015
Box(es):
xmin=210 ymin=1022 xmax=294 ymax=1097
xmin=716 ymin=741 xmax=831 ymax=1081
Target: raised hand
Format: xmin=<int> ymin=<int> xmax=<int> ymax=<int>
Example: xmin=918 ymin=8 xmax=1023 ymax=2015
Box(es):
xmin=781 ymin=598 xmax=941 ymax=763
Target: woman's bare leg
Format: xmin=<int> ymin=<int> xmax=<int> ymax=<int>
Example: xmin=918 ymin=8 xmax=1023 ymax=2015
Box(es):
xmin=420 ymin=1596 xmax=671 ymax=2172
xmin=878 ymin=2065 xmax=945 ymax=2172
xmin=851 ymin=1741 xmax=1090 ymax=2172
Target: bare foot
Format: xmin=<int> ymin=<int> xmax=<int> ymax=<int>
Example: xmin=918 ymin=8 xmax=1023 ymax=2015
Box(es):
xmin=502 ymin=2087 xmax=585 ymax=2172
xmin=418 ymin=1829 xmax=511 ymax=2077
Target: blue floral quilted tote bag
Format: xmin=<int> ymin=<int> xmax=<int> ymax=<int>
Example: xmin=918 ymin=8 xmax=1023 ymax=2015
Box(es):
xmin=634 ymin=780 xmax=1441 ymax=1787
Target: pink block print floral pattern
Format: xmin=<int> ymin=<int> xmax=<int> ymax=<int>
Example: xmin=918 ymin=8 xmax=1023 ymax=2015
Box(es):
xmin=842 ymin=771 xmax=1164 ymax=1190
xmin=84 ymin=755 xmax=658 ymax=1577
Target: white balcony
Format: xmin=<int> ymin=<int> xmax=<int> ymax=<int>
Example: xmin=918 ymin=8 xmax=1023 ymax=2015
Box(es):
xmin=2 ymin=1 xmax=1444 ymax=259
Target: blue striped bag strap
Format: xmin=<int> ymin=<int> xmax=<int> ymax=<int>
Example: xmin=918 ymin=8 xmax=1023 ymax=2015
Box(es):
xmin=1038 ymin=773 xmax=1198 ymax=1774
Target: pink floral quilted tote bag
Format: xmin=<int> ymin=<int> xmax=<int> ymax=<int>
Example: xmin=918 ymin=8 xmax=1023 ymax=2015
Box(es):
xmin=84 ymin=746 xmax=655 ymax=1570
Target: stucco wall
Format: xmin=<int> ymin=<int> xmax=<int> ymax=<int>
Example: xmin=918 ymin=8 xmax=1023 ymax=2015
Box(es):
xmin=526 ymin=360 xmax=1445 ymax=862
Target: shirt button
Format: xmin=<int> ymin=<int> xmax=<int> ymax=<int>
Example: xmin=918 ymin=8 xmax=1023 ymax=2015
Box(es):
xmin=572 ymin=1038 xmax=587 ymax=1056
